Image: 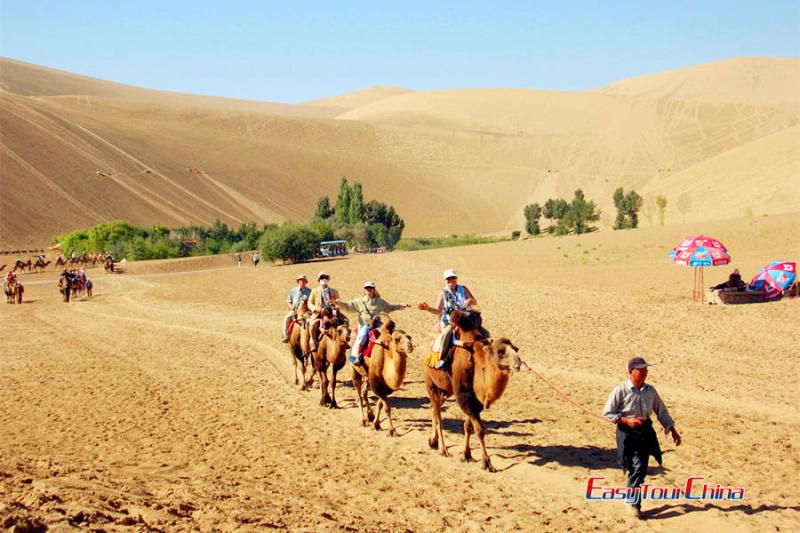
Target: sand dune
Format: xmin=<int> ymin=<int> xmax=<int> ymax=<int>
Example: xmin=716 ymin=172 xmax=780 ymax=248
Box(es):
xmin=600 ymin=56 xmax=800 ymax=110
xmin=0 ymin=57 xmax=338 ymax=118
xmin=2 ymin=214 xmax=798 ymax=531
xmin=303 ymin=85 xmax=413 ymax=113
xmin=1 ymin=56 xmax=798 ymax=247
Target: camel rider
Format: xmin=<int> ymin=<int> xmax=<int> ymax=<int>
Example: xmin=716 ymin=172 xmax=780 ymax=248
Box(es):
xmin=5 ymin=270 xmax=17 ymax=285
xmin=418 ymin=269 xmax=482 ymax=369
xmin=308 ymin=272 xmax=340 ymax=351
xmin=338 ymin=281 xmax=411 ymax=365
xmin=282 ymin=274 xmax=311 ymax=342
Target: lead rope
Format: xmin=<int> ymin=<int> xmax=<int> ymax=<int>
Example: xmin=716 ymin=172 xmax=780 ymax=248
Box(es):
xmin=521 ymin=362 xmax=608 ymax=422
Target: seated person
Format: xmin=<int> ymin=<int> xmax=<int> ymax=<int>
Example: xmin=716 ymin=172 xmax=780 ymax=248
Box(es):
xmin=711 ymin=268 xmax=746 ymax=291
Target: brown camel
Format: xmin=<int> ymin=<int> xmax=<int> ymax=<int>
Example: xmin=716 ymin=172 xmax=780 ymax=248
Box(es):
xmin=13 ymin=259 xmax=29 ymax=273
xmin=287 ymin=300 xmax=313 ymax=389
xmin=314 ymin=323 xmax=351 ymax=408
xmin=55 ymin=257 xmax=68 ymax=269
xmin=33 ymin=259 xmax=51 ymax=273
xmin=356 ymin=320 xmax=414 ymax=435
xmin=423 ymin=310 xmax=522 ymax=472
xmin=0 ymin=265 xmax=6 ymax=273
xmin=4 ymin=281 xmax=23 ymax=304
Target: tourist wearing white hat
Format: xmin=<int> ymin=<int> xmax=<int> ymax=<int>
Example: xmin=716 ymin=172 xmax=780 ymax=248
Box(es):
xmin=307 ymin=272 xmax=341 ymax=351
xmin=417 ymin=269 xmax=478 ymax=369
xmin=281 ymin=274 xmax=311 ymax=342
xmin=338 ymin=281 xmax=411 ymax=365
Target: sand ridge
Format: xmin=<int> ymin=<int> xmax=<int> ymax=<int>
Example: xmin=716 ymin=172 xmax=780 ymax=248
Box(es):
xmin=2 ymin=56 xmax=799 ymax=247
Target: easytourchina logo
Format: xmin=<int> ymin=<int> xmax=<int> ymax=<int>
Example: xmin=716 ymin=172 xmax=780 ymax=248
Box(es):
xmin=585 ymin=477 xmax=745 ymax=503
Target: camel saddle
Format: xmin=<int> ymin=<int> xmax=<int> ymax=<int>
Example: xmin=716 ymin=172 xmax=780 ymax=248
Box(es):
xmin=362 ymin=328 xmax=380 ymax=359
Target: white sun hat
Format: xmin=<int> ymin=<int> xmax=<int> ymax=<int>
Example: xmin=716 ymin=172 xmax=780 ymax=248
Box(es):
xmin=363 ymin=281 xmax=376 ymax=288
xmin=443 ymin=269 xmax=457 ymax=279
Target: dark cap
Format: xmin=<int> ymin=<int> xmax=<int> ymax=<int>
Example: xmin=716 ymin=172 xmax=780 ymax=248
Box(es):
xmin=628 ymin=357 xmax=652 ymax=372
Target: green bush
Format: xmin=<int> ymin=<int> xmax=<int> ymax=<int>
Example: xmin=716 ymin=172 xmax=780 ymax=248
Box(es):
xmin=259 ymin=223 xmax=319 ymax=264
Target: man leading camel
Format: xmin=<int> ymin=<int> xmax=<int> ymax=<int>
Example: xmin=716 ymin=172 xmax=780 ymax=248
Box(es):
xmin=603 ymin=357 xmax=682 ymax=519
xmin=308 ymin=272 xmax=340 ymax=352
xmin=281 ymin=274 xmax=311 ymax=342
xmin=338 ymin=281 xmax=410 ymax=365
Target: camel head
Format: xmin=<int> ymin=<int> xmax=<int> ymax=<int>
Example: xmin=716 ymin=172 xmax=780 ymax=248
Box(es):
xmin=379 ymin=318 xmax=396 ymax=335
xmin=335 ymin=324 xmax=351 ymax=347
xmin=491 ymin=338 xmax=523 ymax=373
xmin=391 ymin=329 xmax=414 ymax=354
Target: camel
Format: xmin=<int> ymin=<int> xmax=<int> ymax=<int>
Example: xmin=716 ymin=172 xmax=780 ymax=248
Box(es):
xmin=423 ymin=310 xmax=522 ymax=472
xmin=4 ymin=281 xmax=23 ymax=304
xmin=55 ymin=256 xmax=68 ymax=269
xmin=13 ymin=259 xmax=30 ymax=273
xmin=314 ymin=323 xmax=351 ymax=408
xmin=103 ymin=257 xmax=115 ymax=273
xmin=0 ymin=265 xmax=6 ymax=273
xmin=351 ymin=319 xmax=414 ymax=435
xmin=33 ymin=259 xmax=51 ymax=273
xmin=287 ymin=300 xmax=314 ymax=389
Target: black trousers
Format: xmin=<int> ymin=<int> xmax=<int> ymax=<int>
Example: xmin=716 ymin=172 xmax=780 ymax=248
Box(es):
xmin=616 ymin=421 xmax=658 ymax=508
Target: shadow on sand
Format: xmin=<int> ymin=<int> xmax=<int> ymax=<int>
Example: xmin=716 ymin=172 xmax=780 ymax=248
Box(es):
xmin=644 ymin=502 xmax=800 ymax=520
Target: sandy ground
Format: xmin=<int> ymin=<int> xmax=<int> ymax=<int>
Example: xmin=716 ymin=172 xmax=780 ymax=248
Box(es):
xmin=1 ymin=214 xmax=799 ymax=532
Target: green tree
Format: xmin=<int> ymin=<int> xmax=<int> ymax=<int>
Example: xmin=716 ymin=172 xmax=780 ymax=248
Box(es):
xmin=259 ymin=223 xmax=318 ymax=264
xmin=543 ymin=199 xmax=556 ymax=232
xmin=523 ymin=203 xmax=542 ymax=235
xmin=624 ymin=190 xmax=643 ymax=229
xmin=349 ymin=181 xmax=366 ymax=224
xmin=313 ymin=196 xmax=334 ymax=221
xmin=334 ymin=178 xmax=352 ymax=225
xmin=613 ymin=187 xmax=627 ymax=230
xmin=656 ymin=195 xmax=667 ymax=226
xmin=613 ymin=188 xmax=642 ymax=230
xmin=564 ymin=189 xmax=601 ymax=234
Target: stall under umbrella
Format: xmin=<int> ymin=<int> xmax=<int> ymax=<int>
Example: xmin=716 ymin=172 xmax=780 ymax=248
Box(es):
xmin=671 ymin=235 xmax=731 ymax=302
xmin=750 ymin=260 xmax=796 ymax=300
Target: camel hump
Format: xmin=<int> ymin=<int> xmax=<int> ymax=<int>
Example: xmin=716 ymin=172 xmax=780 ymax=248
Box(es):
xmin=380 ymin=319 xmax=395 ymax=334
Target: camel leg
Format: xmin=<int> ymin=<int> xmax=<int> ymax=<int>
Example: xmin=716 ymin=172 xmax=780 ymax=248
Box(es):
xmin=291 ymin=351 xmax=299 ymax=386
xmin=319 ymin=364 xmax=330 ymax=406
xmin=328 ymin=366 xmax=341 ymax=409
xmin=427 ymin=391 xmax=449 ymax=456
xmin=362 ymin=384 xmax=374 ymax=422
xmin=382 ymin=396 xmax=397 ymax=437
xmin=466 ymin=415 xmax=494 ymax=472
xmin=372 ymin=397 xmax=383 ymax=431
xmin=352 ymin=372 xmax=368 ymax=425
xmin=462 ymin=419 xmax=476 ymax=463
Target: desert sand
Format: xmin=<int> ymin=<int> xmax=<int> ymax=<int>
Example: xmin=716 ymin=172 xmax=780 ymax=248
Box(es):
xmin=2 ymin=213 xmax=798 ymax=531
xmin=2 ymin=56 xmax=799 ymax=247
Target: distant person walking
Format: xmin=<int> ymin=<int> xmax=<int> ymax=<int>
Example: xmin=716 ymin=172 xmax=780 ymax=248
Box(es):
xmin=236 ymin=253 xmax=242 ymax=267
xmin=252 ymin=251 xmax=260 ymax=267
xmin=603 ymin=357 xmax=682 ymax=518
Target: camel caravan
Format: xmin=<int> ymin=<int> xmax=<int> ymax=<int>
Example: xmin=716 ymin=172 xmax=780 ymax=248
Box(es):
xmin=283 ymin=270 xmax=524 ymax=471
xmin=1 ymin=251 xmax=108 ymax=305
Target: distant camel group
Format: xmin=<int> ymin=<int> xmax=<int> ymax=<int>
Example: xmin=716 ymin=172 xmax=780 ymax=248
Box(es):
xmin=287 ymin=304 xmax=523 ymax=472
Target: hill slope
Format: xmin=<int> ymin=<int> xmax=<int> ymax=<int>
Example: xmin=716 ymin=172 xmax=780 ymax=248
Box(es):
xmin=1 ymin=56 xmax=798 ymax=247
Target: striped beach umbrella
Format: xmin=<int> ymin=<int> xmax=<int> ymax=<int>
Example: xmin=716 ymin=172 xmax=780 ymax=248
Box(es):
xmin=670 ymin=235 xmax=730 ymax=301
xmin=750 ymin=261 xmax=796 ymax=300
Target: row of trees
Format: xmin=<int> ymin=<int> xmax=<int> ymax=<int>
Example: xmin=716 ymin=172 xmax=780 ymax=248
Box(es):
xmin=523 ymin=189 xmax=602 ymax=236
xmin=55 ymin=220 xmax=270 ymax=261
xmin=259 ymin=178 xmax=406 ymax=263
xmin=523 ymin=187 xmax=672 ymax=236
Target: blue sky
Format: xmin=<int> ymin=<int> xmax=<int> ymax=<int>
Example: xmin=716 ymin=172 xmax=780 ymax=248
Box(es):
xmin=1 ymin=1 xmax=798 ymax=102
